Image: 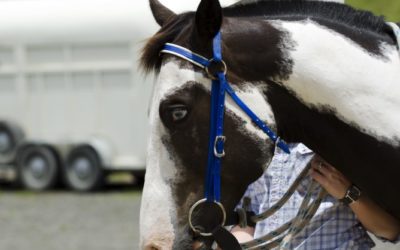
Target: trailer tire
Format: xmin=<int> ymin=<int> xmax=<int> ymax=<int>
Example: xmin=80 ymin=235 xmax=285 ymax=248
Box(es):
xmin=17 ymin=145 xmax=59 ymax=190
xmin=64 ymin=146 xmax=104 ymax=192
xmin=0 ymin=121 xmax=24 ymax=164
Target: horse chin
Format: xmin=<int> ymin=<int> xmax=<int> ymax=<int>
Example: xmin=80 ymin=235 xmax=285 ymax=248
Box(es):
xmin=192 ymin=239 xmax=214 ymax=250
xmin=142 ymin=234 xmax=174 ymax=250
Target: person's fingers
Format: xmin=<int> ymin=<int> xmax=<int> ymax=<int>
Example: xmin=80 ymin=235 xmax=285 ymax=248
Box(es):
xmin=313 ymin=156 xmax=338 ymax=174
xmin=321 ymin=161 xmax=340 ymax=174
xmin=311 ymin=161 xmax=334 ymax=178
xmin=319 ymin=164 xmax=340 ymax=180
xmin=310 ymin=169 xmax=328 ymax=186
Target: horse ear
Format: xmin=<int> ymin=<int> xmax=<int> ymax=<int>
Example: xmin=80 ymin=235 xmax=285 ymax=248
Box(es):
xmin=195 ymin=0 xmax=223 ymax=39
xmin=149 ymin=0 xmax=177 ymax=26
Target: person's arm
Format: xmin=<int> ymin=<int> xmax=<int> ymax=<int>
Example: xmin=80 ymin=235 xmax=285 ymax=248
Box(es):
xmin=310 ymin=156 xmax=400 ymax=242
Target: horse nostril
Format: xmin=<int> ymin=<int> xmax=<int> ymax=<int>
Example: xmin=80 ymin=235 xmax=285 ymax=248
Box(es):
xmin=144 ymin=244 xmax=161 ymax=250
xmin=193 ymin=241 xmax=208 ymax=250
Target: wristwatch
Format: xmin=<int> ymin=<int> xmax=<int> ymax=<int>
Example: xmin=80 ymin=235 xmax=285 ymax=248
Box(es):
xmin=340 ymin=184 xmax=362 ymax=205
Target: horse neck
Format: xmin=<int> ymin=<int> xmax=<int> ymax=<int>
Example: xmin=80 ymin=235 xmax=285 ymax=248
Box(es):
xmin=273 ymin=20 xmax=400 ymax=144
xmin=248 ymin=20 xmax=400 ymax=216
xmin=265 ymin=80 xmax=400 ymax=218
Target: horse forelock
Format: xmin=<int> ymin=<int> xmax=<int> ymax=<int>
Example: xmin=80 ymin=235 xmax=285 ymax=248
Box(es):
xmin=140 ymin=12 xmax=195 ymax=73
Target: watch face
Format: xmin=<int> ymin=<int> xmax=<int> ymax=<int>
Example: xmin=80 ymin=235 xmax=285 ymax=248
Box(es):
xmin=347 ymin=185 xmax=361 ymax=202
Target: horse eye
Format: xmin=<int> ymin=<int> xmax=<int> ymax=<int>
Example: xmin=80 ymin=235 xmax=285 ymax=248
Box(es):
xmin=169 ymin=105 xmax=188 ymax=122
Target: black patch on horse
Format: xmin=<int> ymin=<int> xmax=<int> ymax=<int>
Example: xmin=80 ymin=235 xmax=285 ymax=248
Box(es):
xmin=265 ymin=81 xmax=400 ymax=220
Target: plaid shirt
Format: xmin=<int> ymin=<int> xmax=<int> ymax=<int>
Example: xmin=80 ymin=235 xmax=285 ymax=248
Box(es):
xmin=237 ymin=143 xmax=376 ymax=249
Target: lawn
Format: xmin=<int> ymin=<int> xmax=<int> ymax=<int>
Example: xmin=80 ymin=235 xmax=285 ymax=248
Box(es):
xmin=347 ymin=0 xmax=400 ymax=22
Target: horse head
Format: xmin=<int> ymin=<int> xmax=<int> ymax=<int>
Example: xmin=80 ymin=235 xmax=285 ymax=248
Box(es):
xmin=139 ymin=0 xmax=284 ymax=249
xmin=140 ymin=0 xmax=400 ymax=249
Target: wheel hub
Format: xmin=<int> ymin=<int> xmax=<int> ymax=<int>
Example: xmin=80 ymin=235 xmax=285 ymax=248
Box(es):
xmin=0 ymin=132 xmax=11 ymax=153
xmin=72 ymin=158 xmax=92 ymax=179
xmin=28 ymin=156 xmax=47 ymax=178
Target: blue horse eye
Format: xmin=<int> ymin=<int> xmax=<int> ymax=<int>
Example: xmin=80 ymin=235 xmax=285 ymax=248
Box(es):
xmin=171 ymin=108 xmax=188 ymax=122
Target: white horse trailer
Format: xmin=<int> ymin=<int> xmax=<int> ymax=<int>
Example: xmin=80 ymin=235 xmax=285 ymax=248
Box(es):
xmin=0 ymin=0 xmax=238 ymax=191
xmin=0 ymin=0 xmax=162 ymax=191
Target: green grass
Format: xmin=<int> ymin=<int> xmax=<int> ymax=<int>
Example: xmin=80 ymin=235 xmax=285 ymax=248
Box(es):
xmin=347 ymin=0 xmax=400 ymax=22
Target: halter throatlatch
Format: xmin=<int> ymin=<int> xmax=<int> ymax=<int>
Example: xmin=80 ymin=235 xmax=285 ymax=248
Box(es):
xmin=161 ymin=32 xmax=290 ymax=247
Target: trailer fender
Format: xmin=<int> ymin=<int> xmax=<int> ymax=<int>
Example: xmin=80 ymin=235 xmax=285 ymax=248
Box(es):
xmin=83 ymin=138 xmax=114 ymax=168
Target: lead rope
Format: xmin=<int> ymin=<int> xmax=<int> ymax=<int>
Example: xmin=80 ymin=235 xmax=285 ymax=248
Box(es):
xmin=240 ymin=166 xmax=327 ymax=250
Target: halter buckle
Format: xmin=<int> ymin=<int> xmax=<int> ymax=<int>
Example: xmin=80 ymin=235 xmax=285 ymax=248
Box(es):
xmin=188 ymin=198 xmax=227 ymax=237
xmin=214 ymin=136 xmax=226 ymax=158
xmin=205 ymin=59 xmax=227 ymax=80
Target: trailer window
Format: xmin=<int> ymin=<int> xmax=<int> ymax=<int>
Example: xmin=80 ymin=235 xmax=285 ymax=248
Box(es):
xmin=0 ymin=75 xmax=15 ymax=92
xmin=0 ymin=47 xmax=14 ymax=65
xmin=72 ymin=72 xmax=94 ymax=91
xmin=70 ymin=43 xmax=129 ymax=62
xmin=101 ymin=71 xmax=130 ymax=90
xmin=27 ymin=45 xmax=64 ymax=64
xmin=43 ymin=73 xmax=66 ymax=92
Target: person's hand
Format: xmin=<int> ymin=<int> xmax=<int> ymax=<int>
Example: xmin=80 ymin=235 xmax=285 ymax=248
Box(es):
xmin=309 ymin=156 xmax=351 ymax=200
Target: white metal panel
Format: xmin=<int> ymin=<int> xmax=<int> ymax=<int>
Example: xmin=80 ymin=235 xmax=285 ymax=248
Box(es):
xmin=0 ymin=0 xmax=238 ymax=44
xmin=0 ymin=76 xmax=18 ymax=121
xmin=0 ymin=47 xmax=14 ymax=65
xmin=27 ymin=45 xmax=64 ymax=64
xmin=70 ymin=43 xmax=130 ymax=62
xmin=0 ymin=0 xmax=239 ymax=170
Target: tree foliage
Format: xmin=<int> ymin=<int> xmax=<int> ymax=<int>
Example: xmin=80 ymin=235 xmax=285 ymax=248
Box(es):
xmin=347 ymin=0 xmax=399 ymax=22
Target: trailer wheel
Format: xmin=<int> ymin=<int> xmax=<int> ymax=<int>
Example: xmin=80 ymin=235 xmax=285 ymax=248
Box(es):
xmin=17 ymin=145 xmax=59 ymax=190
xmin=0 ymin=121 xmax=24 ymax=164
xmin=64 ymin=146 xmax=104 ymax=191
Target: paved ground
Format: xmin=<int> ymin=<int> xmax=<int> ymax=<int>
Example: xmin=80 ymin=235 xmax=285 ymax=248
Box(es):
xmin=0 ymin=183 xmax=398 ymax=250
xmin=0 ymin=184 xmax=142 ymax=250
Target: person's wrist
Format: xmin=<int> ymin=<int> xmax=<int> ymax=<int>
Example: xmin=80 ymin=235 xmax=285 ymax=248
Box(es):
xmin=339 ymin=184 xmax=362 ymax=205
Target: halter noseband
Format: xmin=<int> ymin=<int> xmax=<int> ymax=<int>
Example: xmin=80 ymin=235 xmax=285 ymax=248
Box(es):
xmin=161 ymin=31 xmax=290 ymax=239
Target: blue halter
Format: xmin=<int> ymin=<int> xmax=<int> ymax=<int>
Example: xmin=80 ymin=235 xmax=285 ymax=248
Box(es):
xmin=161 ymin=31 xmax=290 ymax=220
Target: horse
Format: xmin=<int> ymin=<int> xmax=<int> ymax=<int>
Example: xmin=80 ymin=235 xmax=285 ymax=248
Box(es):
xmin=139 ymin=0 xmax=400 ymax=249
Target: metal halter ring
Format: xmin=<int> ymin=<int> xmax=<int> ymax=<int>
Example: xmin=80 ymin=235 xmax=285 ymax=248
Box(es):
xmin=205 ymin=59 xmax=227 ymax=80
xmin=188 ymin=198 xmax=227 ymax=237
xmin=214 ymin=135 xmax=226 ymax=158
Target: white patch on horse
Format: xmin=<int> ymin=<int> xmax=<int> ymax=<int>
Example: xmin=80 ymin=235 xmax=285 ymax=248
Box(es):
xmin=156 ymin=61 xmax=277 ymax=141
xmin=140 ymin=60 xmax=212 ymax=249
xmin=275 ymin=20 xmax=400 ymax=145
xmin=225 ymin=84 xmax=276 ymax=140
xmin=140 ymin=82 xmax=176 ymax=249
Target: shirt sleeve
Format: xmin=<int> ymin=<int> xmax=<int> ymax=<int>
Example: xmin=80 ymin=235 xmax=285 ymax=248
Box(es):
xmin=374 ymin=235 xmax=400 ymax=244
xmin=236 ymin=173 xmax=269 ymax=214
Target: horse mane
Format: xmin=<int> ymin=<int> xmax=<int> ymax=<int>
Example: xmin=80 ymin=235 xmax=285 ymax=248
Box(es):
xmin=225 ymin=0 xmax=388 ymax=33
xmin=141 ymin=0 xmax=390 ymax=73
